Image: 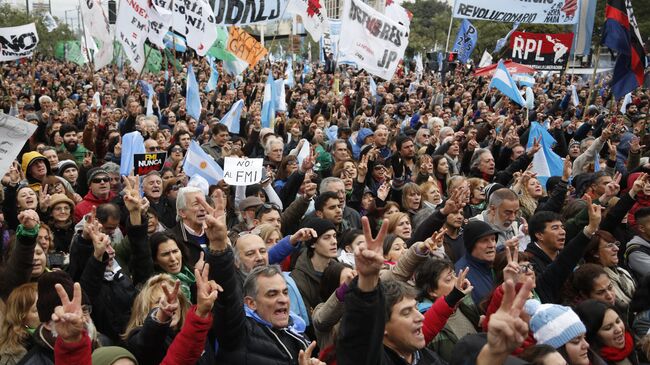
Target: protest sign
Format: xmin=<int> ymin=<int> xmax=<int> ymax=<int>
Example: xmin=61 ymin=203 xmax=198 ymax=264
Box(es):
xmin=0 ymin=23 xmax=39 ymax=61
xmin=116 ymin=0 xmax=148 ymax=72
xmin=452 ymin=19 xmax=477 ymax=64
xmin=286 ymin=0 xmax=329 ymax=42
xmin=213 ymin=0 xmax=288 ymax=25
xmin=339 ymin=0 xmax=409 ymax=80
xmin=80 ymin=0 xmax=113 ymax=70
xmin=0 ymin=114 xmax=37 ymax=175
xmin=133 ymin=152 xmax=167 ymax=175
xmin=509 ymin=31 xmax=574 ymax=70
xmin=453 ymin=0 xmax=579 ymax=25
xmin=227 ymin=27 xmax=267 ymax=67
xmin=223 ymin=157 xmax=263 ymax=186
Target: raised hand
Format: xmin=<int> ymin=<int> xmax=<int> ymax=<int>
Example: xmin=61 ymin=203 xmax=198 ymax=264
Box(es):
xmin=199 ymin=191 xmax=228 ymax=251
xmin=18 ymin=209 xmax=40 ymax=229
xmin=455 ymin=267 xmax=473 ymax=295
xmin=51 ymin=283 xmax=84 ymax=343
xmin=299 ymin=341 xmax=326 ymax=365
xmin=502 ymin=246 xmax=520 ymax=284
xmin=356 ymin=216 xmax=389 ymax=292
xmin=527 ymin=137 xmax=541 ymax=157
xmin=357 ymin=153 xmax=369 ymax=180
xmin=2 ymin=161 xmax=22 ymax=186
xmin=562 ymin=156 xmax=572 ymax=181
xmin=584 ymin=195 xmax=602 ymax=236
xmin=290 ymin=228 xmax=317 ymax=246
xmin=122 ymin=175 xmax=143 ymax=213
xmin=485 ymin=279 xmax=533 ymax=357
xmin=195 ymin=263 xmax=223 ymax=318
xmin=377 ymin=182 xmax=391 ymax=201
xmin=82 ymin=152 xmax=93 ymax=169
xmin=630 ymin=137 xmax=645 ymax=154
xmin=157 ymin=280 xmax=180 ymax=322
xmin=421 ymin=227 xmax=446 ymax=256
xmin=38 ymin=184 xmax=51 ymax=211
xmin=604 ymin=172 xmax=621 ymax=198
xmin=90 ymin=227 xmax=111 ymax=261
xmin=631 ymin=173 xmax=648 ymax=197
xmin=441 ymin=187 xmax=467 ymax=215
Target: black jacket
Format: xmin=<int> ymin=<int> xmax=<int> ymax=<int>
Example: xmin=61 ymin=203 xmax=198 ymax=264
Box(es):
xmin=166 ymin=223 xmax=206 ymax=268
xmin=208 ymin=248 xmax=310 ymax=365
xmin=337 ymin=278 xmax=447 ymax=365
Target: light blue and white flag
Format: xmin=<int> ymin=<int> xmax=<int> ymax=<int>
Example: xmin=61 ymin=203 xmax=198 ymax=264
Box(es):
xmin=183 ymin=140 xmax=224 ymax=185
xmin=524 ymin=86 xmax=535 ymax=110
xmin=437 ymin=51 xmax=444 ymax=72
xmin=186 ymin=64 xmax=201 ymax=121
xmin=138 ymin=80 xmax=154 ymax=116
xmin=621 ymin=92 xmax=633 ymax=114
xmin=452 ymin=19 xmax=478 ymax=64
xmin=369 ymin=76 xmax=377 ymax=100
xmin=513 ymin=74 xmax=535 ymax=87
xmin=220 ymin=99 xmax=243 ymax=134
xmin=572 ymin=0 xmax=597 ymax=56
xmin=488 ymin=60 xmax=526 ymax=107
xmin=206 ymin=57 xmax=219 ymax=92
xmin=222 ymin=57 xmax=248 ymax=77
xmin=120 ymin=131 xmax=145 ymax=176
xmin=261 ymin=71 xmax=275 ymax=128
xmin=571 ymin=84 xmax=580 ymax=106
xmin=285 ymin=60 xmax=295 ymax=88
xmin=494 ymin=22 xmax=520 ymax=53
xmin=274 ymin=79 xmax=287 ymax=112
xmin=527 ymin=122 xmax=564 ymax=187
xmin=164 ymin=32 xmax=187 ymax=52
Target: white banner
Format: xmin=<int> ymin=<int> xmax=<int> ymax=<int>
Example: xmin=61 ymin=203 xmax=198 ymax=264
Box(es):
xmin=212 ymin=0 xmax=288 ymax=25
xmin=43 ymin=13 xmax=58 ymax=32
xmin=80 ymin=0 xmax=113 ymax=70
xmin=149 ymin=0 xmax=173 ymax=49
xmin=223 ymin=157 xmax=264 ymax=186
xmin=384 ymin=1 xmax=412 ymax=27
xmin=156 ymin=0 xmax=217 ymax=56
xmin=453 ymin=0 xmax=579 ymax=25
xmin=0 ymin=114 xmax=37 ymax=175
xmin=0 ymin=23 xmax=39 ymax=61
xmin=116 ymin=0 xmax=148 ymax=72
xmin=287 ymin=0 xmax=329 ymax=42
xmin=339 ymin=0 xmax=408 ymax=80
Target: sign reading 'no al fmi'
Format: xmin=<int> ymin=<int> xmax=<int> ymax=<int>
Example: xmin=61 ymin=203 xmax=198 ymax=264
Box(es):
xmin=223 ymin=157 xmax=264 ymax=186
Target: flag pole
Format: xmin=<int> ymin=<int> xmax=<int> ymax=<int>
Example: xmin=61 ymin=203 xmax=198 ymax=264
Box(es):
xmin=444 ymin=0 xmax=456 ymax=53
xmin=582 ymin=45 xmax=601 ymax=121
xmin=78 ymin=0 xmax=95 ymax=72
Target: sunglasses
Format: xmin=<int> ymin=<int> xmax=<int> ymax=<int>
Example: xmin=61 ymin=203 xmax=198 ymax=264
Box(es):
xmin=91 ymin=177 xmax=111 ymax=184
xmin=519 ymin=263 xmax=535 ymax=273
xmin=171 ymin=147 xmax=183 ymax=152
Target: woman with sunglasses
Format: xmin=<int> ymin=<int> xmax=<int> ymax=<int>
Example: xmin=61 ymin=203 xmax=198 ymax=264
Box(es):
xmin=584 ymin=230 xmax=636 ymax=306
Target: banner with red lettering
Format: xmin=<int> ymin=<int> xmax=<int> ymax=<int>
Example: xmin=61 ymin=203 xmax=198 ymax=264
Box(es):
xmin=453 ymin=0 xmax=579 ymax=25
xmin=508 ymin=31 xmax=574 ymax=70
xmin=116 ymin=0 xmax=148 ymax=72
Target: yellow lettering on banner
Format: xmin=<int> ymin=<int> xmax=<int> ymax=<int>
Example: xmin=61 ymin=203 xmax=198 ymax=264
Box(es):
xmin=145 ymin=154 xmax=157 ymax=159
xmin=227 ymin=26 xmax=268 ymax=68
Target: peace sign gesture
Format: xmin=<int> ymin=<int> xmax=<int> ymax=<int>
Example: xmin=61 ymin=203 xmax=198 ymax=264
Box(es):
xmin=502 ymin=245 xmax=520 ymax=284
xmin=199 ymin=190 xmax=228 ymax=251
xmin=52 ymin=282 xmax=85 ymax=343
xmin=420 ymin=227 xmax=446 ymax=257
xmin=157 ymin=280 xmax=181 ymax=323
xmin=526 ymin=137 xmax=541 ymax=157
xmin=485 ymin=278 xmax=533 ymax=357
xmin=38 ymin=184 xmax=51 ymax=212
xmin=195 ymin=263 xmax=223 ymax=318
xmin=355 ymin=216 xmax=389 ymax=292
xmin=299 ymin=341 xmax=326 ymax=365
xmin=122 ymin=175 xmax=143 ymax=215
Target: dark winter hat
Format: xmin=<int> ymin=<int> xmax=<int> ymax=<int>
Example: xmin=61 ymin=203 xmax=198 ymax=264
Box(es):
xmin=463 ymin=220 xmax=499 ymax=253
xmin=86 ymin=167 xmax=109 ymax=186
xmin=301 ymin=217 xmax=336 ymax=246
xmin=56 ymin=160 xmax=78 ymax=177
xmin=484 ymin=183 xmax=505 ymax=204
xmin=37 ymin=271 xmax=88 ymax=323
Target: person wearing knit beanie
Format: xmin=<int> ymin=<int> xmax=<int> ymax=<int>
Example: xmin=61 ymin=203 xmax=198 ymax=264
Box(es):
xmin=301 ymin=217 xmax=337 ymax=251
xmin=455 ymin=220 xmax=500 ymax=304
xmin=525 ymin=299 xmax=586 ymax=349
xmin=92 ymin=346 xmax=138 ymax=365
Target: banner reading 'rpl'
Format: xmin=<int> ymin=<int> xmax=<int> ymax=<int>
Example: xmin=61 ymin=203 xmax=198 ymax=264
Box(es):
xmin=508 ymin=31 xmax=574 ymax=70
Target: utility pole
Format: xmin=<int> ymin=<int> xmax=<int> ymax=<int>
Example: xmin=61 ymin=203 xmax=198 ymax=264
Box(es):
xmin=25 ymin=0 xmax=29 ymax=15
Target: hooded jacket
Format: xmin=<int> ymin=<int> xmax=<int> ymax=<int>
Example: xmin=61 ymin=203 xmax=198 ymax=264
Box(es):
xmin=21 ymin=151 xmax=52 ymax=192
xmin=626 ymin=235 xmax=650 ymax=279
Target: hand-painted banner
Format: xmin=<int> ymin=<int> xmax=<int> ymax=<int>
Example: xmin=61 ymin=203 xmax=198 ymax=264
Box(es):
xmin=80 ymin=0 xmax=113 ymax=70
xmin=453 ymin=0 xmax=579 ymax=25
xmin=509 ymin=31 xmax=574 ymax=70
xmin=133 ymin=152 xmax=167 ymax=175
xmin=339 ymin=0 xmax=409 ymax=80
xmin=0 ymin=23 xmax=39 ymax=61
xmin=116 ymin=0 xmax=148 ymax=72
xmin=0 ymin=114 xmax=37 ymax=175
xmin=227 ymin=26 xmax=267 ymax=67
xmin=213 ymin=0 xmax=288 ymax=25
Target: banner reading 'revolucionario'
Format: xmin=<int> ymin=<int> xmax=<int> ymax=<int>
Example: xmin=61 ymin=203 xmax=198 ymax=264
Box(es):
xmin=453 ymin=0 xmax=579 ymax=25
xmin=212 ymin=0 xmax=288 ymax=25
xmin=339 ymin=0 xmax=409 ymax=80
xmin=0 ymin=23 xmax=39 ymax=61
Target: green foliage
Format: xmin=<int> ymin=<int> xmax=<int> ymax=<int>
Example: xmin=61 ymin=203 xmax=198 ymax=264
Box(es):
xmin=0 ymin=4 xmax=75 ymax=58
xmin=404 ymin=0 xmax=649 ymax=62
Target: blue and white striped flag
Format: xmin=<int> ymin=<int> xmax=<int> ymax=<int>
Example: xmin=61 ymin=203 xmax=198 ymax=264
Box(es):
xmin=488 ymin=60 xmax=526 ymax=107
xmin=186 ymin=64 xmax=201 ymax=121
xmin=261 ymin=71 xmax=275 ymax=128
xmin=369 ymin=76 xmax=377 ymax=100
xmin=183 ymin=140 xmax=224 ymax=185
xmin=527 ymin=122 xmax=564 ymax=187
xmin=120 ymin=131 xmax=145 ymax=176
xmin=205 ymin=57 xmax=219 ymax=92
xmin=220 ymin=100 xmax=243 ymax=134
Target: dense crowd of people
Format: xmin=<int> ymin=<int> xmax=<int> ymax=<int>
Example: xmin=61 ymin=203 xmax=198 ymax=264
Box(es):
xmin=0 ymin=53 xmax=649 ymax=365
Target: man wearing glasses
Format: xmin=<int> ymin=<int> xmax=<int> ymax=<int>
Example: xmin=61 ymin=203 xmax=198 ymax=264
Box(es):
xmin=74 ymin=167 xmax=117 ymax=222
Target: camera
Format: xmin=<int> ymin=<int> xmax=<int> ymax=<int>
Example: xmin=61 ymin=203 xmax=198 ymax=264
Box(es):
xmin=47 ymin=251 xmax=67 ymax=268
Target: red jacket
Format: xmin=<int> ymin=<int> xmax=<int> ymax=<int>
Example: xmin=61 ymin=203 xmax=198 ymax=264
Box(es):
xmin=160 ymin=305 xmax=213 ymax=365
xmin=423 ymin=296 xmax=455 ymax=344
xmin=54 ymin=332 xmax=91 ymax=365
xmin=74 ymin=191 xmax=117 ymax=222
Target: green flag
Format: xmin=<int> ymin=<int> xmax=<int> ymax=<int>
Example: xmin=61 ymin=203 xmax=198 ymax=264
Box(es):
xmin=65 ymin=41 xmax=86 ymax=66
xmin=164 ymin=48 xmax=182 ymax=72
xmin=54 ymin=42 xmax=66 ymax=60
xmin=207 ymin=26 xmax=237 ymax=62
xmin=145 ymin=45 xmax=163 ymax=73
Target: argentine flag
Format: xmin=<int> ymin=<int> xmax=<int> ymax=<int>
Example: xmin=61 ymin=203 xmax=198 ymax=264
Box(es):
xmin=186 ymin=64 xmax=202 ymax=121
xmin=527 ymin=122 xmax=564 ymax=187
xmin=120 ymin=131 xmax=145 ymax=176
xmin=164 ymin=32 xmax=187 ymax=52
xmin=205 ymin=57 xmax=219 ymax=92
xmin=369 ymin=76 xmax=377 ymax=100
xmin=261 ymin=71 xmax=275 ymax=128
xmin=220 ymin=100 xmax=244 ymax=134
xmin=285 ymin=60 xmax=295 ymax=88
xmin=489 ymin=60 xmax=526 ymax=107
xmin=183 ymin=140 xmax=224 ymax=185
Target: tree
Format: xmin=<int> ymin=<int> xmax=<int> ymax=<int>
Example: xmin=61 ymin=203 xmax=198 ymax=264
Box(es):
xmin=0 ymin=4 xmax=75 ymax=58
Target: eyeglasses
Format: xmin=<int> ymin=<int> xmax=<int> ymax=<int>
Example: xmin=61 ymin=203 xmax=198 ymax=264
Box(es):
xmin=91 ymin=177 xmax=110 ymax=184
xmin=519 ymin=263 xmax=535 ymax=273
xmin=604 ymin=241 xmax=620 ymax=249
xmin=255 ymin=203 xmax=281 ymax=217
xmin=53 ymin=205 xmax=71 ymax=212
xmin=171 ymin=147 xmax=183 ymax=152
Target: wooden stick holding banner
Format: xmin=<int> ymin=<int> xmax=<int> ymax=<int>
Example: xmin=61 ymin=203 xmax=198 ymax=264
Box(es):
xmin=444 ymin=0 xmax=456 ymax=53
xmin=78 ymin=0 xmax=95 ymax=72
xmin=582 ymin=45 xmax=601 ymax=122
xmin=132 ymin=45 xmax=154 ymax=92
